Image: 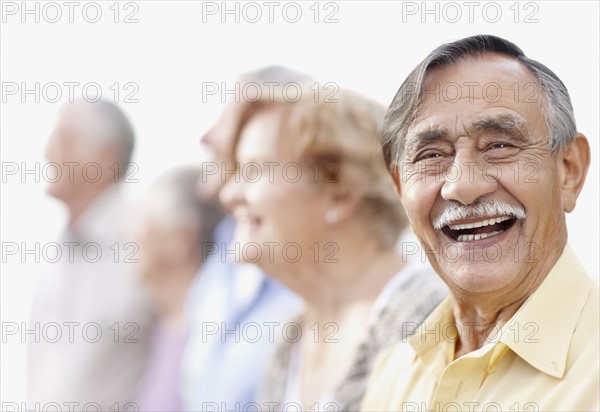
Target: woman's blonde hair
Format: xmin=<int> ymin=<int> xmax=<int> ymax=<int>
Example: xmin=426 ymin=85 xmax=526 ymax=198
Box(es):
xmin=234 ymin=84 xmax=407 ymax=248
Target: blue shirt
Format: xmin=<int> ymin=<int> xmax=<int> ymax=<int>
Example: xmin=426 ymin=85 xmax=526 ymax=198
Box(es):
xmin=180 ymin=217 xmax=302 ymax=411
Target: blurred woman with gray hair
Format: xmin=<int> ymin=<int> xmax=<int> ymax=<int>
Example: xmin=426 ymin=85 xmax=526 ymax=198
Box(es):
xmin=220 ymin=85 xmax=447 ymax=411
xmin=131 ymin=166 xmax=224 ymax=411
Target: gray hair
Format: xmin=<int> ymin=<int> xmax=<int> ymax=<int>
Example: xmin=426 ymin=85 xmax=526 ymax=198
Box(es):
xmin=382 ymin=34 xmax=577 ymax=168
xmin=239 ymin=64 xmax=314 ymax=87
xmin=69 ymin=98 xmax=135 ymax=179
xmin=227 ymin=65 xmax=316 ymax=158
xmin=151 ymin=166 xmax=225 ymax=261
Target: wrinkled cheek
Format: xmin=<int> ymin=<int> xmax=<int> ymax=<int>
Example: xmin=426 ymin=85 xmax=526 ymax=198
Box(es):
xmin=404 ymin=178 xmax=435 ymax=211
xmin=399 ymin=171 xmax=419 ymax=194
xmin=408 ymin=181 xmax=442 ymax=240
xmin=401 ymin=189 xmax=425 ymax=236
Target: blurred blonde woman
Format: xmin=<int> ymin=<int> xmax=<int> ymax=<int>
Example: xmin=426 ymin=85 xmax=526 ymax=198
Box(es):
xmin=220 ymin=85 xmax=447 ymax=411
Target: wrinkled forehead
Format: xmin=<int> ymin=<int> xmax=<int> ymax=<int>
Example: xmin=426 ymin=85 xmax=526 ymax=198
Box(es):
xmin=408 ymin=54 xmax=547 ymax=142
xmin=423 ymin=54 xmax=541 ymax=107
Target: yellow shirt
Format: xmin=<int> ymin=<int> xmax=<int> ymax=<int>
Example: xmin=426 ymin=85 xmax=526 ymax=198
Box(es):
xmin=361 ymin=245 xmax=599 ymax=412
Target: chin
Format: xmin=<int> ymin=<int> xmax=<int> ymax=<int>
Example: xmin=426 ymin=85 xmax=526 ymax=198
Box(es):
xmin=442 ymin=261 xmax=519 ymax=294
xmin=232 ymin=233 xmax=261 ymax=265
xmin=46 ymin=182 xmax=72 ymax=203
xmin=46 ymin=183 xmax=61 ymax=198
xmin=136 ymin=269 xmax=153 ymax=283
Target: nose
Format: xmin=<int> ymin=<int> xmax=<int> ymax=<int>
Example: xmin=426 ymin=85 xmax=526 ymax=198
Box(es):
xmin=441 ymin=155 xmax=498 ymax=205
xmin=199 ymin=127 xmax=213 ymax=146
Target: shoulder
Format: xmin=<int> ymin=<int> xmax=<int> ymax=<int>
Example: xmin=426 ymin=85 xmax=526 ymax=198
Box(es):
xmin=379 ymin=262 xmax=448 ymax=326
xmin=372 ymin=340 xmax=418 ymax=374
xmin=360 ymin=341 xmax=419 ymax=411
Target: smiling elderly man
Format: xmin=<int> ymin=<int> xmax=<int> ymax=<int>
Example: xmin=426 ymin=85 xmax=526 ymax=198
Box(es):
xmin=361 ymin=35 xmax=598 ymax=411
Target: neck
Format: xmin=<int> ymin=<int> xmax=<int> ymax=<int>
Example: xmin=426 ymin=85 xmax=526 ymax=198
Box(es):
xmin=67 ymin=181 xmax=113 ymax=226
xmin=452 ymin=239 xmax=566 ymax=358
xmin=291 ymin=239 xmax=404 ymax=410
xmin=294 ymin=239 xmax=404 ymax=325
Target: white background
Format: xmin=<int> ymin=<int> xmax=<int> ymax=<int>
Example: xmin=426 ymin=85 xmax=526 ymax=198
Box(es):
xmin=1 ymin=0 xmax=598 ymax=403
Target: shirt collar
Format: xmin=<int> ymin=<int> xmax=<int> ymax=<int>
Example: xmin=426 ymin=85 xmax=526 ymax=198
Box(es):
xmin=408 ymin=295 xmax=457 ymax=379
xmin=408 ymin=245 xmax=594 ymax=379
xmin=497 ymin=244 xmax=594 ymax=378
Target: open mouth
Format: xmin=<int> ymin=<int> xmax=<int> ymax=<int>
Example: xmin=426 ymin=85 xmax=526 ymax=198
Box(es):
xmin=441 ymin=216 xmax=517 ymax=242
xmin=235 ymin=211 xmax=262 ymax=228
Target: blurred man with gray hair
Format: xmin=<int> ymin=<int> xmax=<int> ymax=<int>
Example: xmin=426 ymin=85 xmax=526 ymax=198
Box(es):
xmin=28 ymin=99 xmax=153 ymax=410
xmin=361 ymin=35 xmax=597 ymax=411
xmin=180 ymin=66 xmax=308 ymax=410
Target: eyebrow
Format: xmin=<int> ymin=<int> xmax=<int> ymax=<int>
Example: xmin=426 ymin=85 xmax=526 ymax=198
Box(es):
xmin=404 ymin=127 xmax=450 ymax=157
xmin=469 ymin=113 xmax=531 ymax=143
xmin=404 ymin=113 xmax=532 ymax=157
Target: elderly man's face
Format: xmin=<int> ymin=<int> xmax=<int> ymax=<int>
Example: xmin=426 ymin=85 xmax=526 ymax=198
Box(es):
xmin=398 ymin=54 xmax=569 ymax=294
xmin=45 ymin=106 xmax=109 ymax=203
xmin=197 ymin=99 xmax=244 ymax=200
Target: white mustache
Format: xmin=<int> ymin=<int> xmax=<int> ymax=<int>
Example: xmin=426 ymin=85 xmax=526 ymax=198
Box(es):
xmin=432 ymin=200 xmax=526 ymax=230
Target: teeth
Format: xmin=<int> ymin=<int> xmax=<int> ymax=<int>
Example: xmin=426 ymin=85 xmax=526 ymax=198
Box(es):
xmin=448 ymin=216 xmax=511 ymax=231
xmin=457 ymin=230 xmax=502 ymax=242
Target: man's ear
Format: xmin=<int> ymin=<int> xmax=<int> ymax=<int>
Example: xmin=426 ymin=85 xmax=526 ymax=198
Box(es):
xmin=560 ymin=133 xmax=590 ymax=213
xmin=97 ymin=142 xmax=122 ymax=178
xmin=390 ymin=164 xmax=402 ymax=197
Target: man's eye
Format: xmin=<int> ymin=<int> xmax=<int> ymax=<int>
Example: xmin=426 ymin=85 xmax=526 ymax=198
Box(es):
xmin=490 ymin=142 xmax=512 ymax=149
xmin=416 ymin=151 xmax=443 ymax=162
